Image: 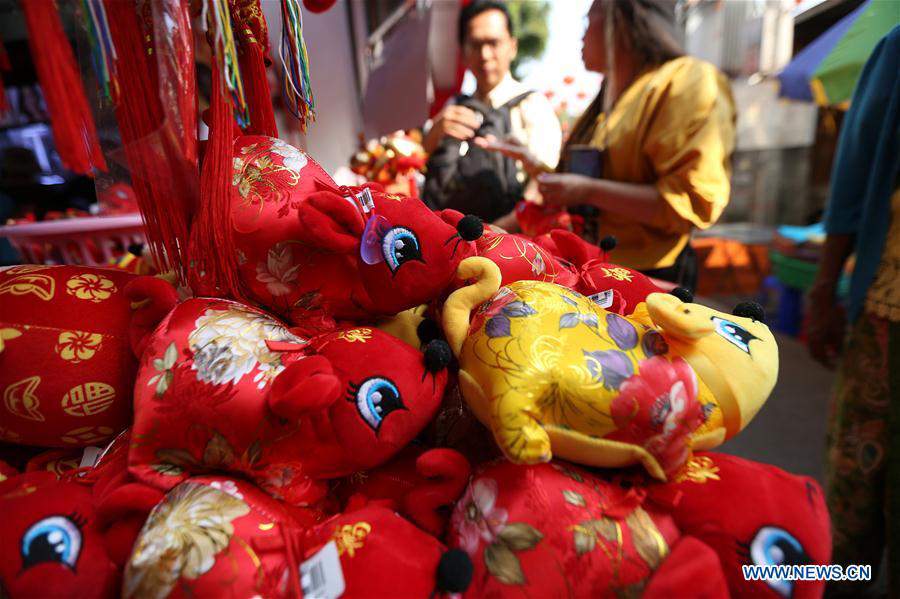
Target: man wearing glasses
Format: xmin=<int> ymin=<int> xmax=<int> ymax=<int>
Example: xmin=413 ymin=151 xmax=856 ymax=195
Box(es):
xmin=423 ymin=1 xmax=561 ymax=222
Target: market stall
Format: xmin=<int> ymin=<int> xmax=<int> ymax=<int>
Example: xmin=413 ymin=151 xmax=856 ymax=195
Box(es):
xmin=0 ymin=1 xmax=851 ymax=598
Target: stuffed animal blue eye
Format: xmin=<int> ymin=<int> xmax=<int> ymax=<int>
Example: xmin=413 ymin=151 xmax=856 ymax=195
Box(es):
xmin=750 ymin=526 xmax=806 ymax=597
xmin=352 ymin=377 xmax=404 ymax=432
xmin=381 ymin=227 xmax=421 ymax=273
xmin=21 ymin=516 xmax=82 ymax=570
xmin=712 ymin=316 xmax=759 ymax=354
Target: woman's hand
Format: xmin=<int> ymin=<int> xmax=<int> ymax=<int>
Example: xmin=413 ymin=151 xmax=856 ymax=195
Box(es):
xmin=806 ymin=280 xmax=846 ymax=370
xmin=536 ymin=173 xmax=596 ymax=207
xmin=473 ymin=135 xmax=547 ymax=178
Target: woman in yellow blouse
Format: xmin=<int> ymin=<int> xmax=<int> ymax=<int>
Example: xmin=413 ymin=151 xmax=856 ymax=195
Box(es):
xmin=481 ymin=0 xmax=735 ymax=290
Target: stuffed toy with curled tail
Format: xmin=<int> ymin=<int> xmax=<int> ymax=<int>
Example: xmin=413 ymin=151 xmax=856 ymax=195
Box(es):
xmin=446 ymin=459 xmax=733 ymax=598
xmin=301 ymin=501 xmax=474 ymax=598
xmin=0 ymin=471 xmax=119 ymax=599
xmin=194 ymin=136 xmax=484 ymax=331
xmin=122 ymin=475 xmax=320 ymax=599
xmin=654 ymin=452 xmax=832 ymax=599
xmin=128 ymin=293 xmax=452 ymax=505
xmin=442 ymin=257 xmax=778 ymax=479
xmin=0 ymin=265 xmax=177 ymax=447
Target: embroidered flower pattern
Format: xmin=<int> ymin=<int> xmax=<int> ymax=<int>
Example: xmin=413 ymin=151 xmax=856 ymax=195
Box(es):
xmin=233 ymin=140 xmax=305 ymax=205
xmin=55 ymin=330 xmax=103 ymax=363
xmin=452 ymin=477 xmax=542 ymax=585
xmin=124 ymin=482 xmax=250 ymax=599
xmin=269 ymin=138 xmax=308 ymax=172
xmin=256 ymin=242 xmax=300 ymax=297
xmin=610 ymin=357 xmax=703 ymax=475
xmin=66 ymin=273 xmax=117 ymax=302
xmin=188 ymin=306 xmax=306 ymax=388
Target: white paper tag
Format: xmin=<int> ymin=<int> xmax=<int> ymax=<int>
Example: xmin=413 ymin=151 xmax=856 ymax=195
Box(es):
xmin=588 ymin=289 xmax=615 ymax=309
xmin=79 ymin=446 xmax=103 ymax=469
xmin=355 ymin=188 xmax=375 ymax=214
xmin=300 ymin=541 xmax=345 ymax=599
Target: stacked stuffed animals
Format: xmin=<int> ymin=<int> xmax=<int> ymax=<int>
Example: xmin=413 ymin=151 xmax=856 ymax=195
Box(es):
xmin=0 ymin=139 xmax=830 ymax=598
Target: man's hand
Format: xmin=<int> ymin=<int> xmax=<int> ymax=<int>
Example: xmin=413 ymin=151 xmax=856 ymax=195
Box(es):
xmin=806 ymin=280 xmax=846 ymax=370
xmin=423 ymin=105 xmax=481 ymax=153
xmin=536 ymin=173 xmax=596 ymax=207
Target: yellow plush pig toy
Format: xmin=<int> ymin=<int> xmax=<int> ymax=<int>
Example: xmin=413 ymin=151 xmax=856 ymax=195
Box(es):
xmin=442 ymin=258 xmax=779 ymax=480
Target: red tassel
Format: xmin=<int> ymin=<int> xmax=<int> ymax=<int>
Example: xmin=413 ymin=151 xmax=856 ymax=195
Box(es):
xmin=104 ymin=0 xmax=197 ymax=283
xmin=20 ymin=0 xmax=106 ymax=175
xmin=231 ymin=0 xmax=277 ymax=137
xmin=190 ymin=64 xmax=241 ymax=298
xmin=239 ymin=43 xmax=278 ymax=137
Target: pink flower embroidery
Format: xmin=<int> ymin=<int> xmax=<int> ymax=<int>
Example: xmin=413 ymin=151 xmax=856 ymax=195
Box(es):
xmin=611 ymin=356 xmax=703 ymax=476
xmin=452 ymin=478 xmax=509 ymax=555
xmin=256 ymin=243 xmax=300 ymax=297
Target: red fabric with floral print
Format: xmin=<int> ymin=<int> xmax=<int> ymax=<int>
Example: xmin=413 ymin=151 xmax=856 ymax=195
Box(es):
xmin=0 ymin=265 xmax=140 ymax=447
xmin=658 ymin=452 xmax=832 ymax=599
xmin=122 ymin=475 xmax=316 ymax=599
xmin=0 ymin=471 xmax=119 ymax=599
xmin=129 ymin=297 xmax=449 ymax=506
xmin=448 ymin=460 xmax=680 ymax=597
xmin=609 ymin=357 xmax=704 ymax=477
xmin=473 ymin=230 xmax=580 ymax=290
xmin=220 ymin=136 xmax=478 ymax=329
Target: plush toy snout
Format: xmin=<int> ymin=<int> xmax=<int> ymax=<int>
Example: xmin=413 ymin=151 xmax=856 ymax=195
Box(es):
xmin=266 ymin=355 xmax=342 ymax=420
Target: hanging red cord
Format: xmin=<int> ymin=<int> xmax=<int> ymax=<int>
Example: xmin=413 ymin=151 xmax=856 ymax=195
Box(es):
xmin=20 ymin=0 xmax=107 ymax=175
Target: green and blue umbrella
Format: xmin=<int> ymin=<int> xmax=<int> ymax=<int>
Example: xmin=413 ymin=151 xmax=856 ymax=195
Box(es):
xmin=778 ymin=0 xmax=900 ymax=107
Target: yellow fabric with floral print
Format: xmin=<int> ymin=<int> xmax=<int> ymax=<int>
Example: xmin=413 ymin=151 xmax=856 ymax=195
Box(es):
xmin=444 ymin=258 xmax=778 ymax=480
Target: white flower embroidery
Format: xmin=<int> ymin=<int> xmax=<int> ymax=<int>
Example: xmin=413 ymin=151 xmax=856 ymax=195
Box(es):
xmin=269 ymin=139 xmax=308 ymax=172
xmin=188 ymin=305 xmax=306 ymax=388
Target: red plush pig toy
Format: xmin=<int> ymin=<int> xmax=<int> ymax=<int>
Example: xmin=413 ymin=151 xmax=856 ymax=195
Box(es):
xmin=0 ymin=265 xmax=175 ymax=448
xmin=0 ymin=471 xmax=119 ymax=599
xmin=195 ymin=136 xmax=484 ymax=331
xmin=128 ymin=295 xmax=452 ymax=506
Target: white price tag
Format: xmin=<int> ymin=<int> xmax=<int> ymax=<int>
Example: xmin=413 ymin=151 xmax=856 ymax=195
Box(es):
xmin=356 ymin=188 xmax=375 ymax=214
xmin=588 ymin=289 xmax=615 ymax=309
xmin=79 ymin=446 xmax=103 ymax=470
xmin=300 ymin=541 xmax=345 ymax=599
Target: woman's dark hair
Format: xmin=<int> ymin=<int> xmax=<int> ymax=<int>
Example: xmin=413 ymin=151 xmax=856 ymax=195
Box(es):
xmin=457 ymin=0 xmax=514 ymax=46
xmin=561 ymin=0 xmax=683 ymax=161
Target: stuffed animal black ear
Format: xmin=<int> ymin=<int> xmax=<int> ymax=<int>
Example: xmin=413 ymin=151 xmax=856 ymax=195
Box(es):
xmin=670 ymin=287 xmax=694 ymax=304
xmin=456 ymin=215 xmax=485 ymax=241
xmin=733 ymin=301 xmax=765 ymax=322
xmin=435 ymin=548 xmax=473 ymax=594
xmin=423 ymin=340 xmax=453 ymax=373
xmin=599 ymin=236 xmax=618 ymax=252
xmin=416 ymin=318 xmax=443 ymax=346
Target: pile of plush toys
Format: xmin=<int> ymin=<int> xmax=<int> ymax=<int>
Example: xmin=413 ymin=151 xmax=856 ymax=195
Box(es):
xmin=0 ymin=137 xmax=831 ymax=598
